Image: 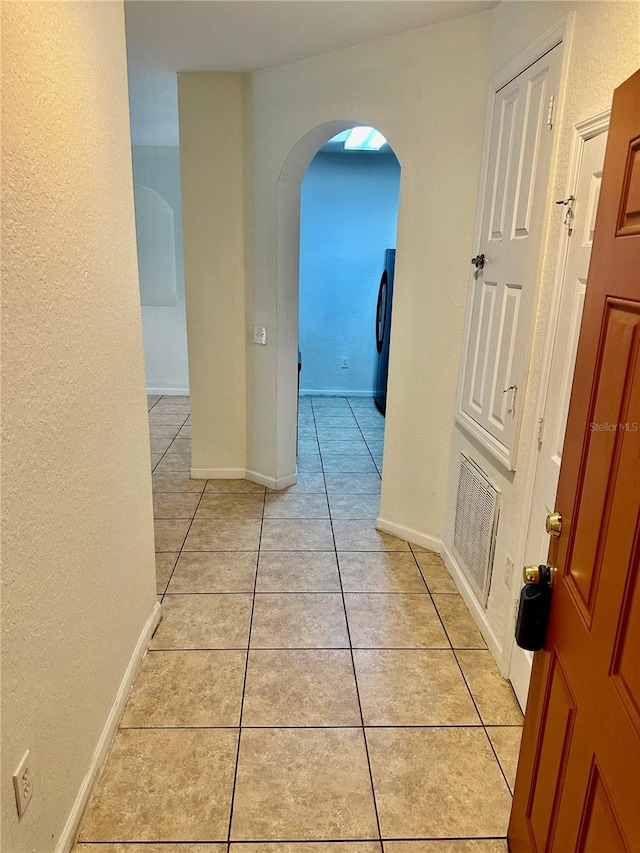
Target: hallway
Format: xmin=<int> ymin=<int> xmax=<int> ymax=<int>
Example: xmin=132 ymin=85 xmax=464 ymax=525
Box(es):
xmin=74 ymin=395 xmax=522 ymax=850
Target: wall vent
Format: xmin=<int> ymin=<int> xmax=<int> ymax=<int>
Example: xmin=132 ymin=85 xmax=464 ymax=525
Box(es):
xmin=453 ymin=453 xmax=500 ymax=607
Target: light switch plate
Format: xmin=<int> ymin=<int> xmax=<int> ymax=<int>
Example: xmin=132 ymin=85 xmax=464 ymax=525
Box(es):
xmin=253 ymin=325 xmax=267 ymax=345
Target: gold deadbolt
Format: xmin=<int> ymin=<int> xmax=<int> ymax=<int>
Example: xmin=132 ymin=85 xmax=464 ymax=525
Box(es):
xmin=545 ymin=512 xmax=562 ymax=538
xmin=523 ymin=564 xmax=556 ymax=586
xmin=523 ymin=565 xmax=541 ymax=584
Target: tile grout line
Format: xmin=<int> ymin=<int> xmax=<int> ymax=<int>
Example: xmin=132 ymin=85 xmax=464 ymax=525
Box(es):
xmin=347 ymin=396 xmax=384 ymax=478
xmin=158 ymin=455 xmax=208 ymax=602
xmin=407 ymin=535 xmax=516 ymax=799
xmin=312 ymin=400 xmax=329 ymax=508
xmin=152 ymin=395 xmax=192 ymax=594
xmin=119 ymin=723 xmax=500 ymax=730
xmin=322 ymin=408 xmax=384 ymax=844
xmin=225 ymin=484 xmax=266 ymax=847
xmin=311 ymin=396 xmax=383 ymax=477
xmin=159 ymin=589 xmax=461 ymax=595
xmin=353 ymin=397 xmax=384 ymax=485
xmin=310 ymin=397 xmax=327 ymax=481
xmin=139 ymin=645 xmax=476 ymax=651
xmin=146 ymin=395 xmax=515 ymax=842
xmin=147 ymin=393 xmax=163 ymax=413
xmin=451 ymin=646 xmax=516 ymax=797
xmin=75 ymin=833 xmax=511 ymax=845
xmin=160 ymin=547 xmax=415 ymax=553
xmin=403 ymin=544 xmax=517 ymax=798
xmin=149 ymin=396 xmax=190 ymax=473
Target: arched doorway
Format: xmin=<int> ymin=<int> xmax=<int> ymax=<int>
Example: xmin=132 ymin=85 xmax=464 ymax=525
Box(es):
xmin=275 ymin=121 xmax=402 ymax=488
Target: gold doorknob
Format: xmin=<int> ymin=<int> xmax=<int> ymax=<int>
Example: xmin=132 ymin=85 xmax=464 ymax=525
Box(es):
xmin=523 ymin=565 xmax=541 ymax=584
xmin=546 ymin=512 xmax=562 ymax=538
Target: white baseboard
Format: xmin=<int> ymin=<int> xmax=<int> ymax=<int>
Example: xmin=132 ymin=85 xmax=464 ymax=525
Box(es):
xmin=55 ymin=601 xmax=162 ymax=853
xmin=190 ymin=467 xmax=246 ymax=480
xmin=188 ymin=467 xmax=296 ymax=490
xmin=146 ymin=387 xmax=189 ymax=396
xmin=440 ymin=542 xmax=503 ymax=663
xmin=376 ymin=516 xmax=442 ymax=554
xmin=299 ymin=390 xmax=375 ymax=397
xmin=246 ymin=469 xmax=297 ymax=491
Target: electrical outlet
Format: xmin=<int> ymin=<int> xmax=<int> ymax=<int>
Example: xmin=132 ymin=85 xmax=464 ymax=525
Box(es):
xmin=504 ymin=556 xmax=514 ymax=588
xmin=341 ymin=357 xmax=349 ymax=369
xmin=13 ymin=750 xmax=33 ymax=819
xmin=253 ymin=325 xmax=267 ymax=345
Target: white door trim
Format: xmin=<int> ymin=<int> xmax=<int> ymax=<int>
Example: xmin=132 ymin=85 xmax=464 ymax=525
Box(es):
xmin=502 ymin=109 xmax=611 ymax=708
xmin=455 ymin=14 xmax=575 ymax=470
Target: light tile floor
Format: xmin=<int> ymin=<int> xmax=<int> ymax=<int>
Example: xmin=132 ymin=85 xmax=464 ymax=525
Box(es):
xmin=75 ymin=395 xmax=523 ymax=852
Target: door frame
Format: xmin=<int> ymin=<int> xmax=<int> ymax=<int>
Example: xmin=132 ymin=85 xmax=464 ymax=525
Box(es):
xmin=503 ymin=108 xmax=612 ymax=708
xmin=454 ymin=14 xmax=574 ymax=471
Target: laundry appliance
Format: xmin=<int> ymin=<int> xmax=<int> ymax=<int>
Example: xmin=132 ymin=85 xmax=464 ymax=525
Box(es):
xmin=374 ymin=248 xmax=396 ymax=415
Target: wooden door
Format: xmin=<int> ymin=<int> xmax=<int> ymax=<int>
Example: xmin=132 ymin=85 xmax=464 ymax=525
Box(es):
xmin=510 ymin=126 xmax=609 ymax=710
xmin=508 ymin=68 xmax=640 ymax=852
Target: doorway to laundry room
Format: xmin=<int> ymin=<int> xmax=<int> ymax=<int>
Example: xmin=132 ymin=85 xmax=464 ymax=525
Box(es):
xmin=297 ymin=126 xmax=400 ymax=516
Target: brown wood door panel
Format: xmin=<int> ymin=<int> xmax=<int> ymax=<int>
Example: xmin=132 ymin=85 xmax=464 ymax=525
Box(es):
xmin=576 ymin=761 xmax=628 ymax=853
xmin=509 ymin=68 xmax=640 ymax=853
xmin=525 ymin=651 xmax=577 ymax=850
xmin=610 ymin=529 xmax=640 ymax=735
xmin=565 ymin=299 xmax=640 ymax=625
xmin=617 ymin=138 xmax=640 ymax=236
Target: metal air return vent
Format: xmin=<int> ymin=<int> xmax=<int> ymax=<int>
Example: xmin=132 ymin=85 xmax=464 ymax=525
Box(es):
xmin=453 ymin=453 xmax=500 ymax=607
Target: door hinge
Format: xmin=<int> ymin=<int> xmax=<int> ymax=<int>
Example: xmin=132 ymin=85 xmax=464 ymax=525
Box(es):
xmin=536 ymin=416 xmax=545 ymax=444
xmin=547 ymin=95 xmax=555 ymax=130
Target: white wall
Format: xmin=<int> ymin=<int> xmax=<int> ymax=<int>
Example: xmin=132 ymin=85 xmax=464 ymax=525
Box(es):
xmin=1 ymin=3 xmax=157 ymax=851
xmin=178 ymin=73 xmax=247 ymax=477
xmin=299 ymin=151 xmax=400 ymax=395
xmin=442 ymin=0 xmax=640 ymax=667
xmin=127 ymin=68 xmax=180 ymax=147
xmin=127 ymin=69 xmax=189 ymax=394
xmin=174 ymin=4 xmax=639 ymax=658
xmin=245 ymin=10 xmax=493 ymax=493
xmin=133 ymin=145 xmax=190 ymax=394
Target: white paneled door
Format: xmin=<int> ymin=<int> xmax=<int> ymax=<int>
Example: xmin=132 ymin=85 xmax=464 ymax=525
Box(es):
xmin=458 ymin=43 xmax=564 ymax=469
xmin=509 ymin=122 xmax=609 ymax=709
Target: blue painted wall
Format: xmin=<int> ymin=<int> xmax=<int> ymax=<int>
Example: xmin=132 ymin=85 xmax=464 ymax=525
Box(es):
xmin=299 ymin=151 xmax=400 ymax=395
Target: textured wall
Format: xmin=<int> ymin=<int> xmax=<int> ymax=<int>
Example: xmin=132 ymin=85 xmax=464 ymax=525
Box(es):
xmin=245 ymin=10 xmax=493 ymax=503
xmin=299 ymin=151 xmax=400 ymax=395
xmin=178 ymin=73 xmax=247 ymax=475
xmin=1 ymin=3 xmax=157 ymax=850
xmin=443 ymin=0 xmax=640 ymax=663
xmin=133 ymin=145 xmax=190 ymax=393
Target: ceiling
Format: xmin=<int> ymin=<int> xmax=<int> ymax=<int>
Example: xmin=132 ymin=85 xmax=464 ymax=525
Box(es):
xmin=124 ymin=0 xmax=499 ymax=73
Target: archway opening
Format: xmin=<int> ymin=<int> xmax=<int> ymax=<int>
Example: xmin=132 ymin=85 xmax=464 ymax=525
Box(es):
xmin=275 ymin=121 xmax=401 ymax=505
xmin=298 ymin=126 xmax=400 ymax=508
